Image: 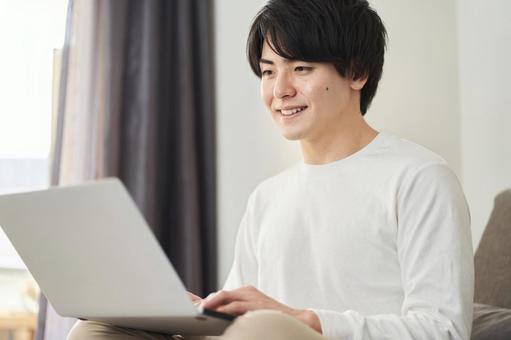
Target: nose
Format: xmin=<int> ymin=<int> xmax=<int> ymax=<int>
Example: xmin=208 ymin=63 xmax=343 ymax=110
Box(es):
xmin=273 ymin=72 xmax=296 ymax=99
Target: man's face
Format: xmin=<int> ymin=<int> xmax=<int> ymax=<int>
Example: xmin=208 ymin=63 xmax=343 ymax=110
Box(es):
xmin=259 ymin=40 xmax=363 ymax=143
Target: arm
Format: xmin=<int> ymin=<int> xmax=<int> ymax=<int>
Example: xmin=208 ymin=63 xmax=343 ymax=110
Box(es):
xmin=222 ymin=193 xmax=259 ymax=291
xmin=310 ymin=163 xmax=474 ymax=339
xmin=209 ymin=191 xmax=322 ymax=329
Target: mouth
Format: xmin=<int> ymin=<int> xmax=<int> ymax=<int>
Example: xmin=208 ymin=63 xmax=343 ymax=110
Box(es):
xmin=277 ymin=106 xmax=308 ymax=118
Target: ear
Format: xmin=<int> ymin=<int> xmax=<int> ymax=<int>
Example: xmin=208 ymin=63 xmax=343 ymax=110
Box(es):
xmin=350 ymin=75 xmax=368 ymax=91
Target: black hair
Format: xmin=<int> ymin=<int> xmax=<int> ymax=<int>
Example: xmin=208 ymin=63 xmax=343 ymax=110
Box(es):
xmin=247 ymin=0 xmax=387 ymax=115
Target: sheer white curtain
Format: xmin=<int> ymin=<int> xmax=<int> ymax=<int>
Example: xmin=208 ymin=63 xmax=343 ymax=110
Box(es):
xmin=37 ymin=0 xmax=112 ymax=338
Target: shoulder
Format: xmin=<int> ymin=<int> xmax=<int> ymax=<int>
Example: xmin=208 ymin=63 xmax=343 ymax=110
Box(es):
xmin=375 ymin=133 xmax=459 ymax=183
xmin=370 ymin=133 xmax=463 ymax=198
xmin=378 ymin=133 xmax=448 ymax=169
xmin=378 ymin=134 xmax=464 ymax=200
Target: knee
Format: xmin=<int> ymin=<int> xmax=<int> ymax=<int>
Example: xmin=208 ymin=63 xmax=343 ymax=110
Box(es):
xmin=222 ymin=310 xmax=322 ymax=340
xmin=67 ymin=320 xmax=113 ymax=340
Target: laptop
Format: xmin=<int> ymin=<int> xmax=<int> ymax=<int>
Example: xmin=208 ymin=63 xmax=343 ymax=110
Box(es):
xmin=0 ymin=178 xmax=234 ymax=335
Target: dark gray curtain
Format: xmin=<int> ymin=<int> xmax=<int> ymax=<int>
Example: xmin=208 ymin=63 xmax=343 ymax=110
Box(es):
xmin=108 ymin=0 xmax=217 ymax=297
xmin=36 ymin=0 xmax=216 ymax=339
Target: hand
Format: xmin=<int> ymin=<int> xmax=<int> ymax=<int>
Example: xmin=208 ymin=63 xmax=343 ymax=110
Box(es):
xmin=188 ymin=291 xmax=203 ymax=306
xmin=201 ymin=285 xmax=322 ymax=333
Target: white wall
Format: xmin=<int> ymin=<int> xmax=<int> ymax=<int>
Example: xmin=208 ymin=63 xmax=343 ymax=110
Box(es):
xmin=367 ymin=0 xmax=461 ymax=176
xmin=215 ymin=0 xmax=511 ymax=286
xmin=215 ymin=0 xmax=301 ymax=285
xmin=457 ymin=0 xmax=511 ymax=249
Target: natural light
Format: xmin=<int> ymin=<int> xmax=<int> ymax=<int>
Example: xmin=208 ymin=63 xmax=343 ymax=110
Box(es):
xmin=0 ymin=0 xmax=67 ymax=335
xmin=0 ymin=0 xmax=67 ymax=158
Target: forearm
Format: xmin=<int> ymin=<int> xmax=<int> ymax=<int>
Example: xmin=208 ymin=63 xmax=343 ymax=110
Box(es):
xmin=311 ymin=308 xmax=471 ymax=340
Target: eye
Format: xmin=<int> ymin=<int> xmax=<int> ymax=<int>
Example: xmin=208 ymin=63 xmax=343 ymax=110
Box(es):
xmin=261 ymin=69 xmax=273 ymax=77
xmin=294 ymin=66 xmax=313 ymax=73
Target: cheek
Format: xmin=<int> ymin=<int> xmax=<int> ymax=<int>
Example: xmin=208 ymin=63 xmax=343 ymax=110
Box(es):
xmin=260 ymin=81 xmax=273 ymax=110
xmin=302 ymin=81 xmax=330 ymax=107
xmin=301 ymin=80 xmax=346 ymax=121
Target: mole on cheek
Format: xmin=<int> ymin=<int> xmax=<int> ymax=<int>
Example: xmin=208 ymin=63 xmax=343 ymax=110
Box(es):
xmin=326 ymin=87 xmax=329 ymax=91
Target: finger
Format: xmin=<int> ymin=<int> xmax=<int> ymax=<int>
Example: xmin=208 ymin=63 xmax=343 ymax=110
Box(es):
xmin=216 ymin=301 xmax=251 ymax=316
xmin=202 ymin=290 xmax=232 ymax=309
xmin=202 ymin=289 xmax=246 ymax=310
xmin=187 ymin=292 xmax=203 ymax=302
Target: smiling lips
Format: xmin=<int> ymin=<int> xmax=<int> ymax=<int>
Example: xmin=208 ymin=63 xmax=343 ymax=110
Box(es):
xmin=278 ymin=106 xmax=308 ymax=117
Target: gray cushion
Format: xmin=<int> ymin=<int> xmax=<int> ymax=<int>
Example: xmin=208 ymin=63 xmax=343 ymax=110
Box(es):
xmin=474 ymin=189 xmax=511 ymax=308
xmin=472 ymin=303 xmax=511 ymax=340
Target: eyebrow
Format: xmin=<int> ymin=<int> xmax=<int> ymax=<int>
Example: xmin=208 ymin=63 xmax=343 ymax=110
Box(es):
xmin=259 ymin=58 xmax=274 ymax=65
xmin=259 ymin=58 xmax=297 ymax=65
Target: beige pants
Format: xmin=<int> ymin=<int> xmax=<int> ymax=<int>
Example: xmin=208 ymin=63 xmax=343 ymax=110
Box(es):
xmin=67 ymin=310 xmax=326 ymax=340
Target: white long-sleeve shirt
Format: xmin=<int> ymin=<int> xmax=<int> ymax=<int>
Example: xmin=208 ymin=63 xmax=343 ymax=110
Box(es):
xmin=223 ymin=132 xmax=474 ymax=340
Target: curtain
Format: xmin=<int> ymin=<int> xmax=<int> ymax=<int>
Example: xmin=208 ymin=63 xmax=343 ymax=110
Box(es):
xmin=35 ymin=0 xmax=217 ymax=339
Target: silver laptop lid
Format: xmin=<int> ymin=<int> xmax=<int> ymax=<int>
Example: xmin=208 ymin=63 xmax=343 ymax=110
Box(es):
xmin=0 ymin=178 xmax=196 ymax=319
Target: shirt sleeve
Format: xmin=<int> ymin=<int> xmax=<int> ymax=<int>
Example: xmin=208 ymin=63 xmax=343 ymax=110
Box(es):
xmin=311 ymin=163 xmax=474 ymax=340
xmin=222 ymin=192 xmax=259 ymax=290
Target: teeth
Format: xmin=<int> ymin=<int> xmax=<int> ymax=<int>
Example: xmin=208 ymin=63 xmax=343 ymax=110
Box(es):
xmin=280 ymin=107 xmax=305 ymax=116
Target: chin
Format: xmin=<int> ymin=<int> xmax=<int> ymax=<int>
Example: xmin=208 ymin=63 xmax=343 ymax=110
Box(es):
xmin=280 ymin=130 xmax=306 ymax=141
xmin=275 ymin=118 xmax=311 ymax=141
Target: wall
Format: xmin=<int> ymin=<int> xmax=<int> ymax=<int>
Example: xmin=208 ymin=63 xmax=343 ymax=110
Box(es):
xmin=457 ymin=0 xmax=511 ymax=249
xmin=215 ymin=0 xmax=302 ymax=285
xmin=367 ymin=0 xmax=461 ymax=176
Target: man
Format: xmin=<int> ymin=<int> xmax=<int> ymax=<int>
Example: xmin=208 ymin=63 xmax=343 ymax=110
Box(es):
xmin=69 ymin=0 xmax=474 ymax=339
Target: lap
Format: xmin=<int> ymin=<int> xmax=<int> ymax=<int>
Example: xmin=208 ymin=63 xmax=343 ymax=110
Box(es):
xmin=67 ymin=310 xmax=326 ymax=340
xmin=222 ymin=310 xmax=326 ymax=340
xmin=67 ymin=320 xmax=202 ymax=340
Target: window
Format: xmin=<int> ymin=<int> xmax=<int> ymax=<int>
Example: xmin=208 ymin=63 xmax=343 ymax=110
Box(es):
xmin=0 ymin=0 xmax=67 ymax=319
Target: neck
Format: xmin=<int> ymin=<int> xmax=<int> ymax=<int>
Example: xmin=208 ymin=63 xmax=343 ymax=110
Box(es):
xmin=300 ymin=113 xmax=378 ymax=165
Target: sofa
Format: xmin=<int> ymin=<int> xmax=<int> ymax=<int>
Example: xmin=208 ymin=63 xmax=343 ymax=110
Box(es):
xmin=471 ymin=189 xmax=511 ymax=339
